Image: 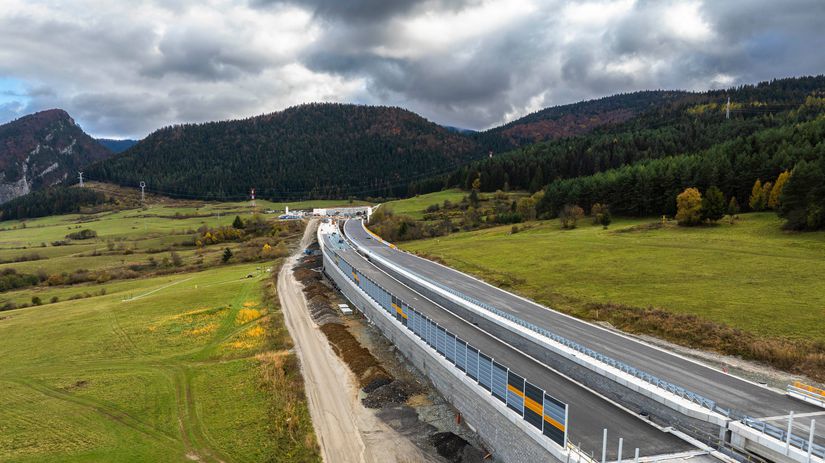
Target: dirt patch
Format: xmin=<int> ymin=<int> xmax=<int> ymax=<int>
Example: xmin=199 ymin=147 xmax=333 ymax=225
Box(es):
xmin=362 ymin=379 xmax=423 ymax=409
xmin=320 ymin=323 xmax=392 ymax=387
xmin=295 ymin=235 xmax=485 ymax=462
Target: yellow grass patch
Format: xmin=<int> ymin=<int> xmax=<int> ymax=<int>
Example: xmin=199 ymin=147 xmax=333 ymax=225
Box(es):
xmin=236 ymin=308 xmax=261 ymax=324
xmin=246 ymin=326 xmax=265 ymax=338
xmin=188 ymin=323 xmax=218 ymax=336
xmin=242 ymin=301 xmax=258 ymax=307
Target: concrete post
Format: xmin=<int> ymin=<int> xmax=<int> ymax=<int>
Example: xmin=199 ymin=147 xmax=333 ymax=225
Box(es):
xmin=634 ymin=448 xmax=639 ymax=463
xmin=808 ymin=419 xmax=816 ymax=463
xmin=617 ymin=438 xmax=623 ymax=463
xmin=787 ymin=411 xmax=795 ymax=455
xmin=602 ymin=429 xmax=608 ymax=463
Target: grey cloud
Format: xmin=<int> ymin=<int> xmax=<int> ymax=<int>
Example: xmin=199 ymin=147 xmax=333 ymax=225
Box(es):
xmin=140 ymin=27 xmax=273 ymax=81
xmin=2 ymin=0 xmax=824 ymax=137
xmin=256 ymin=0 xmax=479 ymax=22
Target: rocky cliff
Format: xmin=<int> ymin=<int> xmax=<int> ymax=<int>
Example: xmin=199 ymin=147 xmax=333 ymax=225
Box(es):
xmin=0 ymin=109 xmax=111 ymax=203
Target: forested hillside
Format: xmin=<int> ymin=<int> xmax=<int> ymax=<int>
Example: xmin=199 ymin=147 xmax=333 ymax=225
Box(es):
xmin=87 ymin=103 xmax=483 ymax=200
xmin=0 ymin=109 xmax=112 ymax=204
xmin=428 ymin=76 xmax=825 ymax=229
xmin=475 ymin=90 xmax=689 ymax=151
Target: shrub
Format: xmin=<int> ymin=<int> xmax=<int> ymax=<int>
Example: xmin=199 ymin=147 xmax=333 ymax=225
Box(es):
xmin=66 ymin=229 xmax=97 ymax=240
xmin=222 ymin=247 xmax=233 ymax=263
xmin=31 ymin=296 xmax=42 ymax=306
xmin=676 ymin=188 xmax=703 ymax=226
xmin=559 ymin=204 xmax=584 ymax=229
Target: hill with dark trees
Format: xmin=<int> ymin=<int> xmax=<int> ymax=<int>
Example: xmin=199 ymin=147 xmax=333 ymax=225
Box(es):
xmin=86 ymin=103 xmax=483 ymax=200
xmin=475 ymin=90 xmax=690 ymax=151
xmin=434 ymin=75 xmax=825 ymax=230
xmin=0 ymin=109 xmax=112 ymax=204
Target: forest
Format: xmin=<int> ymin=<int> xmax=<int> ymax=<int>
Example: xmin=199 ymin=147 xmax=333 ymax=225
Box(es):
xmin=0 ymin=187 xmax=107 ymax=220
xmin=86 ymin=103 xmax=482 ymax=200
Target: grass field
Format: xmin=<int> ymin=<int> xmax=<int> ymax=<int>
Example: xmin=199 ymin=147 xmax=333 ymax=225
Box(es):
xmin=382 ymin=189 xmax=466 ymax=219
xmin=0 ymin=204 xmax=318 ymax=462
xmin=403 ymin=213 xmax=825 ymax=343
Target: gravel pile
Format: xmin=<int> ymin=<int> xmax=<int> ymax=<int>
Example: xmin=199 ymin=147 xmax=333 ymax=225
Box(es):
xmin=362 ymin=379 xmax=423 ymax=409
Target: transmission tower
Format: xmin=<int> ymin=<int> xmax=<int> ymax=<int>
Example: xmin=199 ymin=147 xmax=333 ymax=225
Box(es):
xmin=250 ymin=188 xmax=257 ymax=210
xmin=78 ymin=172 xmax=84 ymax=187
xmin=726 ymin=96 xmax=730 ymax=120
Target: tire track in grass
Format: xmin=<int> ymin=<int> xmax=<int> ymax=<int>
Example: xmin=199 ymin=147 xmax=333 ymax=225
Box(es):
xmin=168 ymin=364 xmax=229 ymax=463
xmin=8 ymin=377 xmax=180 ymax=449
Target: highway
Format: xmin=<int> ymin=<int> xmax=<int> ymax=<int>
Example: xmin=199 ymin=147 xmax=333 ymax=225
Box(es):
xmin=322 ymin=229 xmax=698 ymax=460
xmin=342 ymin=219 xmax=825 ymax=444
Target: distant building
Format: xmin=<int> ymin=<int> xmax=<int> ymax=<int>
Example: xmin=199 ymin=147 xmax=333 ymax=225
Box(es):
xmin=313 ymin=206 xmax=371 ymax=219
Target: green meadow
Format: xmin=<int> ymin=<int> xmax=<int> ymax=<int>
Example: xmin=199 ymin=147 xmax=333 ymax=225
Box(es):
xmin=403 ymin=213 xmax=825 ymax=342
xmin=0 ymin=204 xmax=318 ymax=462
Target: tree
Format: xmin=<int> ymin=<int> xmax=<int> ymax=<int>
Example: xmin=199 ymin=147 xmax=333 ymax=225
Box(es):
xmin=170 ymin=251 xmax=183 ymax=267
xmin=469 ymin=176 xmax=481 ymax=207
xmin=701 ymin=186 xmax=726 ymax=223
xmin=749 ymin=179 xmax=766 ymax=211
xmin=778 ymin=160 xmax=825 ymax=230
xmin=727 ymin=197 xmax=740 ymax=224
xmin=516 ymin=197 xmax=537 ymax=221
xmin=591 ymin=203 xmax=607 ymax=225
xmin=599 ymin=209 xmax=612 ymax=228
xmin=761 ymin=181 xmax=773 ymax=209
xmin=222 ymin=247 xmax=233 ymax=263
xmin=232 ymin=215 xmax=244 ymax=229
xmin=676 ymin=188 xmax=703 ymax=226
xmin=768 ymin=171 xmax=790 ymax=209
xmin=559 ymin=204 xmax=584 ymax=229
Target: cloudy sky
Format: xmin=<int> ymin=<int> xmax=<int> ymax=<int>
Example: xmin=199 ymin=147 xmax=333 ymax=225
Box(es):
xmin=1 ymin=0 xmax=823 ymax=138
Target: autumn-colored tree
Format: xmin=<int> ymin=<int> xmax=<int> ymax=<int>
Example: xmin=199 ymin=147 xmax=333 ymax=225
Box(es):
xmin=727 ymin=197 xmax=740 ymax=224
xmin=701 ymin=186 xmax=726 ymax=223
xmin=676 ymin=187 xmax=703 ymax=226
xmin=516 ymin=197 xmax=537 ymax=221
xmin=768 ymin=171 xmax=790 ymax=209
xmin=749 ymin=179 xmax=766 ymax=211
xmin=469 ymin=176 xmax=481 ymax=207
xmin=591 ymin=203 xmax=607 ymax=225
xmin=559 ymin=204 xmax=584 ymax=229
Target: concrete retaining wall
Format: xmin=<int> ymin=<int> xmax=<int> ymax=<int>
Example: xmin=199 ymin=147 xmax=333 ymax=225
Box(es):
xmin=322 ymin=249 xmax=566 ymax=463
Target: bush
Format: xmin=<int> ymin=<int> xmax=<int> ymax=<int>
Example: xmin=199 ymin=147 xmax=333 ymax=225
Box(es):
xmin=559 ymin=204 xmax=584 ymax=229
xmin=66 ymin=229 xmax=97 ymax=240
xmin=676 ymin=188 xmax=703 ymax=226
xmin=31 ymin=296 xmax=42 ymax=306
xmin=222 ymin=248 xmax=233 ymax=263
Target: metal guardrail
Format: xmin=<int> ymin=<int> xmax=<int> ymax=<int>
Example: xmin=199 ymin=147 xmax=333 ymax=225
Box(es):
xmin=741 ymin=417 xmax=825 ymax=458
xmin=398 ymin=265 xmax=721 ymax=412
xmin=351 ymin=221 xmax=825 ymax=456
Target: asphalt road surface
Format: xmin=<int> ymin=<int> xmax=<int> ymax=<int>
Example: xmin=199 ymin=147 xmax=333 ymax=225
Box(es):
xmin=343 ymin=218 xmax=824 ymax=443
xmin=325 ymin=230 xmax=697 ymax=459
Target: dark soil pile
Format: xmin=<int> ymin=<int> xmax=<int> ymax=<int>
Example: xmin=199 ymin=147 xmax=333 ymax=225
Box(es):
xmin=320 ymin=323 xmax=392 ymax=387
xmin=362 ymin=379 xmax=423 ymax=409
xmin=429 ymin=432 xmax=484 ymax=463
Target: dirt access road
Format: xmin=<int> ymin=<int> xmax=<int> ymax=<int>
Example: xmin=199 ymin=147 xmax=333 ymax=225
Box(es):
xmin=279 ymin=221 xmax=427 ymax=463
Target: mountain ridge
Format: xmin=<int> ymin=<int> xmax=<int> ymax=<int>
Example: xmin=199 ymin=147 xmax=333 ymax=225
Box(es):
xmin=0 ymin=109 xmax=112 ymax=203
